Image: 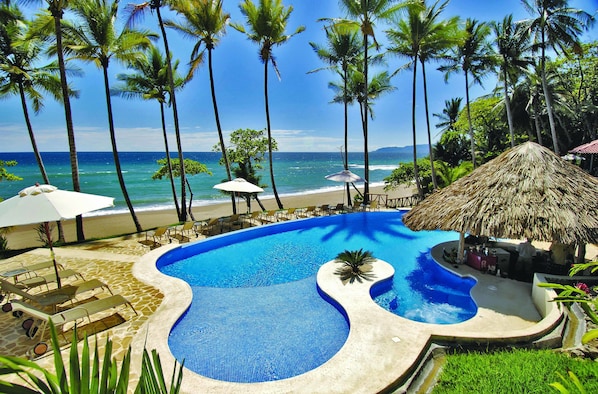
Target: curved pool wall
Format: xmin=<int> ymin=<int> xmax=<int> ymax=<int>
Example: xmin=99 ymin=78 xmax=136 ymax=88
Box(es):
xmin=156 ymin=211 xmax=476 ymax=383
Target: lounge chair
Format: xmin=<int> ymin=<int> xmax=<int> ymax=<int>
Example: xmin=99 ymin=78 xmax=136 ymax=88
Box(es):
xmin=139 ymin=226 xmax=171 ymax=249
xmin=170 ymin=222 xmax=197 ymax=243
xmin=277 ymin=207 xmax=296 ymax=221
xmin=10 ymin=294 xmax=137 ymax=340
xmin=222 ymin=214 xmax=243 ymax=232
xmin=246 ymin=211 xmax=262 ymax=226
xmin=331 ymin=203 xmax=349 ymax=214
xmin=1 ymin=278 xmax=109 ymax=311
xmin=200 ymin=218 xmax=221 ymax=236
xmin=1 ymin=260 xmax=65 ymax=282
xmin=259 ymin=210 xmax=278 ymax=224
xmin=315 ymin=204 xmax=330 ymax=216
xmin=18 ymin=269 xmax=85 ymax=291
xmin=297 ymin=206 xmax=316 ymax=218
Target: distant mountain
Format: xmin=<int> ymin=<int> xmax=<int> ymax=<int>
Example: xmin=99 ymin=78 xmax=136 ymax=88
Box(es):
xmin=375 ymin=145 xmax=429 ymax=154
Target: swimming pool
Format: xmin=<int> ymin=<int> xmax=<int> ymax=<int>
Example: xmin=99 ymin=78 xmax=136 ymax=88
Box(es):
xmin=157 ymin=211 xmax=477 ymax=383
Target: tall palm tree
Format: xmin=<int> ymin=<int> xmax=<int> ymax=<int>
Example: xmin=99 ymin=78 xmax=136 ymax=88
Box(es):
xmin=231 ymin=0 xmax=305 ymax=210
xmin=20 ymin=0 xmax=85 ymax=240
xmin=111 ymin=44 xmax=184 ymax=219
xmin=386 ymin=0 xmax=459 ymax=194
xmin=439 ymin=18 xmax=493 ymax=167
xmin=0 ymin=4 xmax=77 ymax=243
xmin=126 ymin=0 xmax=189 ymax=222
xmin=336 ymin=0 xmax=408 ymax=203
xmin=167 ymin=0 xmax=237 ymax=213
xmin=491 ymin=14 xmax=532 ymax=148
xmin=67 ymin=0 xmax=155 ymax=232
xmin=309 ymin=24 xmax=362 ymax=206
xmin=520 ymin=0 xmax=594 ymax=155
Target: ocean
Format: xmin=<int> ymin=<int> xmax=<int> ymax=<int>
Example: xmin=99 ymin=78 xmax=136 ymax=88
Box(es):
xmin=0 ymin=151 xmax=419 ymax=215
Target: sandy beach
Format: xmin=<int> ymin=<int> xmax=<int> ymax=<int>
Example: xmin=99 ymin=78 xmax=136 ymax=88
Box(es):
xmin=4 ymin=184 xmax=415 ymax=250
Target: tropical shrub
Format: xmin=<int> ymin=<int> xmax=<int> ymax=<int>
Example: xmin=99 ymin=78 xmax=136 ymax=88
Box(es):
xmin=334 ymin=249 xmax=376 ymax=284
xmin=0 ymin=321 xmax=184 ymax=393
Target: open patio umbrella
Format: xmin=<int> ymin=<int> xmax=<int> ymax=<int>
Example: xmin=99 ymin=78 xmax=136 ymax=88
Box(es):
xmin=325 ymin=169 xmax=366 ymax=206
xmin=403 ymin=142 xmax=598 ymax=259
xmin=213 ymin=178 xmax=264 ymax=213
xmin=570 ymin=139 xmax=598 ymax=173
xmin=0 ymin=184 xmax=114 ymax=287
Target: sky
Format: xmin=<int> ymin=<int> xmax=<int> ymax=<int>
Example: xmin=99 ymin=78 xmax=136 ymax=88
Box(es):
xmin=0 ymin=0 xmax=597 ymax=153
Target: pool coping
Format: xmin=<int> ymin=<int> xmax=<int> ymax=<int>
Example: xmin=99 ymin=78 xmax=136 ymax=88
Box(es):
xmin=130 ymin=241 xmax=564 ymax=393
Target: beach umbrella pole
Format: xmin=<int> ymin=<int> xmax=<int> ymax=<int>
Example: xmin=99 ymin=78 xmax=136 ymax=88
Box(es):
xmin=43 ymin=221 xmax=62 ymax=288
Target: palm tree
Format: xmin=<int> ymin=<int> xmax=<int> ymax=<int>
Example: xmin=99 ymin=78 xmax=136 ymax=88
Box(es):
xmin=336 ymin=0 xmax=408 ymax=203
xmin=386 ymin=0 xmax=459 ymax=194
xmin=491 ymin=14 xmax=532 ymax=148
xmin=520 ymin=0 xmax=594 ymax=155
xmin=19 ymin=0 xmax=85 ymax=240
xmin=167 ymin=0 xmax=237 ymax=213
xmin=126 ymin=0 xmax=189 ymax=222
xmin=439 ymin=18 xmax=493 ymax=168
xmin=231 ymin=0 xmax=305 ymax=210
xmin=0 ymin=4 xmax=76 ymax=243
xmin=433 ymin=97 xmax=462 ymax=133
xmin=309 ymin=24 xmax=362 ymax=206
xmin=111 ymin=44 xmax=184 ymax=219
xmin=67 ymin=0 xmax=155 ymax=233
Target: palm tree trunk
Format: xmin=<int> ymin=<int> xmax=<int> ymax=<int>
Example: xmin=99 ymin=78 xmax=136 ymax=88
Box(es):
xmin=264 ymin=60 xmax=283 ymax=209
xmin=503 ymin=68 xmax=515 ymax=148
xmin=343 ymin=67 xmax=351 ymax=206
xmin=362 ymin=33 xmax=370 ymax=204
xmin=52 ymin=12 xmax=84 ymax=241
xmin=540 ymin=30 xmax=559 ymax=155
xmin=533 ymin=96 xmax=543 ymax=145
xmin=208 ymin=48 xmax=236 ymax=214
xmin=157 ymin=7 xmax=187 ymax=222
xmin=421 ymin=61 xmax=437 ymax=190
xmin=102 ymin=66 xmax=142 ymax=232
xmin=464 ymin=71 xmax=476 ymax=167
xmin=159 ymin=101 xmax=180 ymax=219
xmin=18 ymin=82 xmax=66 ymax=243
xmin=411 ymin=60 xmax=423 ymax=197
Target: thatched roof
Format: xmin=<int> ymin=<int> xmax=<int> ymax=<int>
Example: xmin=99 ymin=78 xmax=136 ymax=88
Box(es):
xmin=402 ymin=142 xmax=598 ymax=244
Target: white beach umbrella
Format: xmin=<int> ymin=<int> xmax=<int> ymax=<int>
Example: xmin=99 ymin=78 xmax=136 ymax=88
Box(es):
xmin=325 ymin=169 xmax=366 ymax=206
xmin=213 ymin=178 xmax=264 ymax=213
xmin=0 ymin=184 xmax=114 ymax=287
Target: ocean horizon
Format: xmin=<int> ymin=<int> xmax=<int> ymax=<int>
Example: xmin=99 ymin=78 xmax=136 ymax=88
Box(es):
xmin=0 ymin=151 xmax=425 ymax=215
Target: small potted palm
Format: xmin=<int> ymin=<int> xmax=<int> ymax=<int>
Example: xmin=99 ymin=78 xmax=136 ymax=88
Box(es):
xmin=334 ymin=248 xmax=376 ymax=283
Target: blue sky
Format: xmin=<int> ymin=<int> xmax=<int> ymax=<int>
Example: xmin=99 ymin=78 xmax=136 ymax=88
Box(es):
xmin=1 ymin=0 xmax=596 ymax=152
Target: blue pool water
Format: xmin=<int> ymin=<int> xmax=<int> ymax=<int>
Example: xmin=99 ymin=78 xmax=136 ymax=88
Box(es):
xmin=157 ymin=211 xmax=477 ymax=383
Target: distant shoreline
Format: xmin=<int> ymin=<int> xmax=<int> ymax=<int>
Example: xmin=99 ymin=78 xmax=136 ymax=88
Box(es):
xmin=5 ymin=184 xmax=414 ymax=250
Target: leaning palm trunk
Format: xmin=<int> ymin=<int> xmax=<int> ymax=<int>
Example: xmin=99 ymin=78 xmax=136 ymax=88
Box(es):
xmin=264 ymin=60 xmax=283 ymax=209
xmin=158 ymin=101 xmax=180 ymax=219
xmin=541 ymin=67 xmax=559 ymax=155
xmin=421 ymin=61 xmax=438 ymax=190
xmin=18 ymin=81 xmax=66 ymax=243
xmin=503 ymin=68 xmax=515 ymax=148
xmin=208 ymin=48 xmax=236 ymax=214
xmin=102 ymin=67 xmax=142 ymax=232
xmin=51 ymin=11 xmax=84 ymax=241
xmin=411 ymin=59 xmax=423 ymax=197
xmin=157 ymin=7 xmax=187 ymax=222
xmin=362 ymin=33 xmax=370 ymax=203
xmin=343 ymin=68 xmax=351 ymax=206
xmin=464 ymin=71 xmax=476 ymax=167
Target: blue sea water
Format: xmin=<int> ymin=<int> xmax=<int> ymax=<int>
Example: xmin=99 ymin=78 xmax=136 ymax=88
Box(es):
xmin=0 ymin=151 xmax=418 ymax=215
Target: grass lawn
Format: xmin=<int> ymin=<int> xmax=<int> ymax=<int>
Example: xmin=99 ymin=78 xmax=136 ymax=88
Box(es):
xmin=432 ymin=348 xmax=598 ymax=393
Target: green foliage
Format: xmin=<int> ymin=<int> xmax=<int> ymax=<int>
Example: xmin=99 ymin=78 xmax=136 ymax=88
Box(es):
xmin=152 ymin=158 xmax=212 ymax=180
xmin=550 ymin=370 xmax=587 ymax=394
xmin=0 ymin=322 xmax=183 ymax=393
xmin=0 ymin=160 xmax=22 ymax=182
xmin=384 ymin=158 xmax=432 ymax=195
xmin=434 ymin=161 xmax=473 ymax=187
xmin=334 ymin=248 xmax=376 ymax=283
xmin=432 ymin=349 xmax=598 ymax=394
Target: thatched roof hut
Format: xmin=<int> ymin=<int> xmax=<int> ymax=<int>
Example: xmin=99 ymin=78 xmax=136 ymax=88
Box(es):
xmin=402 ymin=142 xmax=598 ymax=244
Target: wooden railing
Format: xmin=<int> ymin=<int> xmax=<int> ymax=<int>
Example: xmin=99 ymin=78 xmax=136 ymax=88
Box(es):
xmin=385 ymin=194 xmax=423 ymax=208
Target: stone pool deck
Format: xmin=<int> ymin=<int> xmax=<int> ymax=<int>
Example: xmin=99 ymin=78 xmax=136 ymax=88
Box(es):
xmin=0 ymin=234 xmax=568 ymax=393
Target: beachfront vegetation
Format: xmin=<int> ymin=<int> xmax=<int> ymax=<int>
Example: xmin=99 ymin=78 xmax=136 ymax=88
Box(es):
xmin=213 ymin=128 xmax=273 ymax=212
xmin=0 ymin=322 xmax=184 ymax=393
xmin=334 ymin=248 xmax=376 ymax=283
